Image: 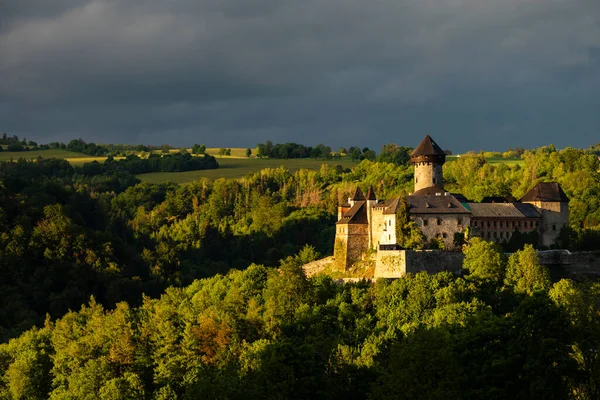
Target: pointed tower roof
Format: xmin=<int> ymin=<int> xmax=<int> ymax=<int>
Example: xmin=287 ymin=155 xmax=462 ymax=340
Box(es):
xmin=351 ymin=186 xmax=366 ymax=201
xmin=410 ymin=134 xmax=446 ymax=157
xmin=366 ymin=185 xmax=376 ymax=200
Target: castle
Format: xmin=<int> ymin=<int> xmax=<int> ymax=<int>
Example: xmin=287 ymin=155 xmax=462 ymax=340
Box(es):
xmin=334 ymin=135 xmax=570 ymax=270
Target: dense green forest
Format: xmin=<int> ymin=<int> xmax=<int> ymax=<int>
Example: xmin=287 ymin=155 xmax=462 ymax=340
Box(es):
xmin=1 ymin=141 xmax=600 ymax=398
xmin=1 ymin=249 xmax=600 ymax=399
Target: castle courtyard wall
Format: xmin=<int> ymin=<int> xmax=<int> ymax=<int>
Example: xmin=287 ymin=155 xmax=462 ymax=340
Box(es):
xmin=375 ymin=249 xmax=600 ymax=280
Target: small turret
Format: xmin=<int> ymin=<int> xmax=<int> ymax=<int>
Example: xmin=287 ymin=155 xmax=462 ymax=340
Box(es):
xmin=349 ymin=186 xmax=366 ymax=206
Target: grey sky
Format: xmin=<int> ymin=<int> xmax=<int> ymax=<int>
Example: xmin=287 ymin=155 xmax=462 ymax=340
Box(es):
xmin=1 ymin=0 xmax=599 ymax=152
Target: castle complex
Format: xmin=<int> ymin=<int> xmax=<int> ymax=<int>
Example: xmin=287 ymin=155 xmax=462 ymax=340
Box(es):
xmin=334 ymin=135 xmax=570 ymax=270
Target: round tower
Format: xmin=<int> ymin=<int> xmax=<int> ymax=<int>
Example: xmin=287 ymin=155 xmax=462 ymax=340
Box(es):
xmin=411 ymin=134 xmax=446 ymax=193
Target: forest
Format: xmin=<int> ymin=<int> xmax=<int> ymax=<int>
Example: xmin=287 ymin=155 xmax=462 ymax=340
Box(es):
xmin=1 ymin=141 xmax=600 ymax=398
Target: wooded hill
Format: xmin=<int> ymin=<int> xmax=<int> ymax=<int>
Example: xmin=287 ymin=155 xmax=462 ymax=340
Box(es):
xmin=1 ymin=142 xmax=600 ymax=398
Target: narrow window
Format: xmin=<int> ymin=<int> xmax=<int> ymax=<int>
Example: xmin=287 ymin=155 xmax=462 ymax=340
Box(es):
xmin=423 ymin=219 xmax=428 ymax=226
xmin=552 ymin=224 xmax=556 ymax=231
xmin=442 ymin=232 xmax=448 ymax=238
xmin=457 ymin=218 xmax=462 ymax=226
xmin=437 ymin=218 xmax=442 ymax=225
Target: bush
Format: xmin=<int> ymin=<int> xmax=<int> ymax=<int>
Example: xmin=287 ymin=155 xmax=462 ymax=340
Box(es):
xmin=7 ymin=143 xmax=24 ymax=151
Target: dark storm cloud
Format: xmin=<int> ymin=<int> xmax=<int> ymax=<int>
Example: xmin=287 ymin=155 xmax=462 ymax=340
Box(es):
xmin=1 ymin=0 xmax=599 ymax=151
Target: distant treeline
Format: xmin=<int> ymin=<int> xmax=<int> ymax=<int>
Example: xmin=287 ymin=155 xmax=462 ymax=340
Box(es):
xmin=81 ymin=153 xmax=218 ymax=175
xmin=52 ymin=139 xmax=172 ymax=156
xmin=255 ymin=141 xmax=379 ymax=161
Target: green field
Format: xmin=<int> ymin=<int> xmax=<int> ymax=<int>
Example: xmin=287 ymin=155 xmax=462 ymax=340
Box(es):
xmin=0 ymin=148 xmax=524 ymax=182
xmin=137 ymin=157 xmax=356 ymax=184
xmin=446 ymin=155 xmax=524 ymax=166
xmin=0 ymin=149 xmax=109 ymax=166
xmin=485 ymin=157 xmax=524 ymax=166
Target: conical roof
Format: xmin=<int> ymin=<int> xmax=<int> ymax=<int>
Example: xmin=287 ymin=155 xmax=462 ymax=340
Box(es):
xmin=410 ymin=135 xmax=446 ymax=157
xmin=351 ymin=186 xmax=366 ymax=201
xmin=366 ymin=185 xmax=376 ymax=200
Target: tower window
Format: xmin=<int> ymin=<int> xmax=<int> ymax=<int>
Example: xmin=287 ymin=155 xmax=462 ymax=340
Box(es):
xmin=423 ymin=219 xmax=428 ymax=226
xmin=433 ymin=177 xmax=437 ymax=184
xmin=437 ymin=218 xmax=442 ymax=225
xmin=457 ymin=218 xmax=462 ymax=226
xmin=552 ymin=224 xmax=556 ymax=231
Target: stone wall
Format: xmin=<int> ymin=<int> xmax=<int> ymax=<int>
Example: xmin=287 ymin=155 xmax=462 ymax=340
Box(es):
xmin=414 ymin=162 xmax=443 ymax=192
xmin=413 ymin=213 xmax=469 ymax=250
xmin=334 ymin=224 xmax=369 ymax=271
xmin=375 ymin=249 xmax=464 ymax=278
xmin=375 ymin=250 xmax=406 ymax=278
xmin=375 ymin=249 xmax=600 ymax=280
xmin=525 ymin=201 xmax=569 ymax=247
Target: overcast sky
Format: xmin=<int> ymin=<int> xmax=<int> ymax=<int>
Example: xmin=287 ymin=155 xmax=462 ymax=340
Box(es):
xmin=1 ymin=0 xmax=599 ymax=152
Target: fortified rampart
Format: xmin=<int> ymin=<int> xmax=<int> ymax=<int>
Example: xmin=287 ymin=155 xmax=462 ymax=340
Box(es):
xmin=375 ymin=249 xmax=600 ymax=281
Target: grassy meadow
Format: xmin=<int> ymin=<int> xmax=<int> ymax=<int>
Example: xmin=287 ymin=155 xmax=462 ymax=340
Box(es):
xmin=137 ymin=157 xmax=356 ymax=183
xmin=0 ymin=149 xmax=110 ymax=167
xmin=0 ymin=147 xmax=524 ymax=184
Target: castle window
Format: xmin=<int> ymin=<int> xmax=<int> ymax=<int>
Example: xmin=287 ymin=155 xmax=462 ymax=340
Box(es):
xmin=389 ymin=234 xmax=391 ymax=240
xmin=552 ymin=224 xmax=556 ymax=231
xmin=487 ymin=221 xmax=490 ymax=228
xmin=457 ymin=218 xmax=462 ymax=226
xmin=442 ymin=232 xmax=448 ymax=238
xmin=493 ymin=221 xmax=497 ymax=228
xmin=433 ymin=177 xmax=437 ymax=184
xmin=518 ymin=221 xmax=521 ymax=228
xmin=437 ymin=218 xmax=442 ymax=225
xmin=423 ymin=219 xmax=428 ymax=226
xmin=389 ymin=220 xmax=392 ymax=226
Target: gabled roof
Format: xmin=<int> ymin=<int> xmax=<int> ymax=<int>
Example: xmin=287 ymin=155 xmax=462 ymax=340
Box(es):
xmin=351 ymin=186 xmax=366 ymax=201
xmin=407 ymin=194 xmax=471 ymax=214
xmin=336 ymin=201 xmax=368 ymax=225
xmin=366 ymin=185 xmax=377 ymax=200
xmin=521 ymin=182 xmax=569 ymax=202
xmin=383 ymin=198 xmax=401 ymax=214
xmin=410 ymin=135 xmax=446 ymax=157
xmin=468 ymin=203 xmax=540 ymax=218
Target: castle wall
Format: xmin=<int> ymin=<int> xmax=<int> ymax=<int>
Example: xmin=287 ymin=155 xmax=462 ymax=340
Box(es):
xmin=524 ymin=201 xmax=569 ymax=247
xmin=414 ymin=162 xmax=443 ymax=192
xmin=334 ymin=224 xmax=369 ymax=271
xmin=375 ymin=250 xmax=464 ymax=278
xmin=375 ymin=249 xmax=600 ymax=281
xmin=369 ymin=207 xmax=388 ymax=249
xmin=413 ymin=213 xmax=469 ymax=250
